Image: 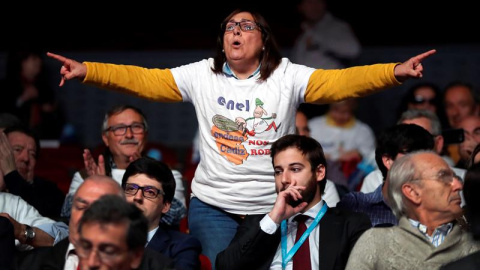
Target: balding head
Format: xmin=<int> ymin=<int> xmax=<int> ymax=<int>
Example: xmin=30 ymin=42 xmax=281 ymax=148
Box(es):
xmin=69 ymin=175 xmax=124 ymax=244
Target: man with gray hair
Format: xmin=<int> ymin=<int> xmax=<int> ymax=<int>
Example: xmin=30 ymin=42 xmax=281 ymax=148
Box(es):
xmin=61 ymin=105 xmax=186 ymax=227
xmin=346 ymin=151 xmax=480 ymax=269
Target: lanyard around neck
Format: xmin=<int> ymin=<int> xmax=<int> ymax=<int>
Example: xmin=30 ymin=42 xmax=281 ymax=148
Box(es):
xmin=280 ymin=203 xmax=328 ymax=269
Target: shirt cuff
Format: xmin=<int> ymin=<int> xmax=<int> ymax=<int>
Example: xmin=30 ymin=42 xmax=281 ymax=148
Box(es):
xmin=37 ymin=221 xmax=69 ymax=245
xmin=260 ymin=214 xmax=280 ymax=235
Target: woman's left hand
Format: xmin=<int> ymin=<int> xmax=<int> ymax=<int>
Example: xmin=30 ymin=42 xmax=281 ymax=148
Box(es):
xmin=394 ymin=49 xmax=436 ymax=82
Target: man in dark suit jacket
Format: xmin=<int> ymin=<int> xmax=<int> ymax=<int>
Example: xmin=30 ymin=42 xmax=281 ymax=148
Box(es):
xmin=122 ymin=157 xmax=202 ymax=270
xmin=216 ymin=135 xmax=371 ymax=270
xmin=15 ymin=175 xmax=173 ymax=270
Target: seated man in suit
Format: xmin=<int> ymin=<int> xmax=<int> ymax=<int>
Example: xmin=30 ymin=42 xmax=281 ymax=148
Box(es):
xmin=216 ymin=134 xmax=371 ymax=270
xmin=16 ymin=175 xmax=174 ymax=270
xmin=122 ymin=157 xmax=202 ymax=270
xmin=346 ymin=151 xmax=480 ymax=269
xmin=75 ymin=195 xmax=173 ymax=270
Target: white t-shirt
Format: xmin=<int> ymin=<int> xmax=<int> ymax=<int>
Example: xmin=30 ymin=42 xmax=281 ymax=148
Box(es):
xmin=309 ymin=115 xmax=375 ymax=162
xmin=172 ymin=58 xmax=315 ymax=214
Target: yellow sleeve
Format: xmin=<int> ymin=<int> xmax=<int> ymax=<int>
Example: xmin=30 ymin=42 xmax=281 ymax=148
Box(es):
xmin=83 ymin=62 xmax=182 ymax=103
xmin=304 ymin=63 xmax=401 ymax=104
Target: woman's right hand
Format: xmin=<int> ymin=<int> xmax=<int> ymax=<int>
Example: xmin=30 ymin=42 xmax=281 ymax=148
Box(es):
xmin=47 ymin=52 xmax=87 ymax=87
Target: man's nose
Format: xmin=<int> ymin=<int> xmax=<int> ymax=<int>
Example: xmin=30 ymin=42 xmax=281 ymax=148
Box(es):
xmin=17 ymin=149 xmax=30 ymax=162
xmin=86 ymin=250 xmax=101 ymax=268
xmin=452 ymin=176 xmax=463 ymax=191
xmin=133 ymin=189 xmax=144 ymax=201
xmin=124 ymin=126 xmax=134 ymax=138
xmin=281 ymin=172 xmax=293 ymax=185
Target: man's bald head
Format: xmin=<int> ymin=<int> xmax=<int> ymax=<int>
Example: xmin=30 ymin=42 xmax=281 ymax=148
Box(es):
xmin=69 ymin=175 xmax=125 ymax=244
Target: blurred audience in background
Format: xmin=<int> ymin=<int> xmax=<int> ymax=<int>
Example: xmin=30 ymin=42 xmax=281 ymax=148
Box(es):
xmin=0 ymin=48 xmax=65 ymax=140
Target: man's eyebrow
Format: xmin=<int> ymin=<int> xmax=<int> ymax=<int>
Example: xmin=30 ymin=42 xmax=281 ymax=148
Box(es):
xmin=74 ymin=197 xmax=89 ymax=204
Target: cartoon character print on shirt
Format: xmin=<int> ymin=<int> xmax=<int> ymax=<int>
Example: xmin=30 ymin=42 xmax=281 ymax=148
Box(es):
xmin=212 ymin=98 xmax=281 ymax=165
xmin=235 ymin=98 xmax=281 ymax=136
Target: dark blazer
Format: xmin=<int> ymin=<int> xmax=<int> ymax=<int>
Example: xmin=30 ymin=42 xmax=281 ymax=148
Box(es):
xmin=216 ymin=207 xmax=371 ymax=270
xmin=147 ymin=224 xmax=202 ymax=270
xmin=4 ymin=171 xmax=64 ymax=219
xmin=16 ymin=238 xmax=175 ymax=270
xmin=0 ymin=216 xmax=15 ymax=270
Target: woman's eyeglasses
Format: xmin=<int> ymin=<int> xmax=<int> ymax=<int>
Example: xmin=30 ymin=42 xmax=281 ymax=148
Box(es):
xmin=225 ymin=20 xmax=261 ymax=32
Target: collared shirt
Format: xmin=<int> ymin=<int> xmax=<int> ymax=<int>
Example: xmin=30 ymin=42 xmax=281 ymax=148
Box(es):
xmin=222 ymin=62 xmax=261 ymax=79
xmin=146 ymin=226 xmax=159 ymax=246
xmin=64 ymin=243 xmax=79 ymax=270
xmin=409 ymin=219 xmax=453 ymax=247
xmin=260 ymin=201 xmax=323 ymax=270
xmin=337 ymin=184 xmax=397 ymax=226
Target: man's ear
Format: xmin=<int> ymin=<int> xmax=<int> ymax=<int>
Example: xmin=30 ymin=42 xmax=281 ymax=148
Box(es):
xmin=434 ymin=135 xmax=444 ymax=154
xmin=101 ymin=132 xmax=109 ymax=147
xmin=315 ymin=164 xmax=326 ymax=182
xmin=382 ymin=155 xmax=394 ymax=170
xmin=402 ymin=183 xmax=422 ymax=205
xmin=161 ymin=201 xmax=171 ymax=214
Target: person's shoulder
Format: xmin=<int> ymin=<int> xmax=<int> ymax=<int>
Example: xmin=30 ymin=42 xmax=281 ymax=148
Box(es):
xmin=165 ymin=227 xmax=201 ymax=246
xmin=354 ymin=118 xmax=375 ymax=131
xmin=327 ymin=206 xmax=372 ymax=230
xmin=323 ymin=12 xmax=353 ymax=28
xmin=33 ymin=176 xmax=62 ymax=189
xmin=339 ymin=190 xmax=364 ymax=203
xmin=0 ymin=192 xmax=22 ymax=202
xmin=308 ymin=115 xmax=327 ymax=125
xmin=329 ymin=205 xmax=367 ymax=219
xmin=140 ymin=248 xmax=175 ymax=270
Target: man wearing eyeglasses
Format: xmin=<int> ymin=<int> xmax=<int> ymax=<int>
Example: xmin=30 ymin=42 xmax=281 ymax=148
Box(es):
xmin=122 ymin=157 xmax=201 ymax=270
xmin=346 ymin=151 xmax=480 ymax=269
xmin=76 ymin=195 xmax=174 ymax=270
xmin=61 ymin=105 xmax=187 ymax=228
xmin=16 ymin=175 xmax=174 ymax=270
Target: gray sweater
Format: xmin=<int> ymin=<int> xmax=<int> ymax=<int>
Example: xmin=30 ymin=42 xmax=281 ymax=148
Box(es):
xmin=346 ymin=217 xmax=480 ymax=270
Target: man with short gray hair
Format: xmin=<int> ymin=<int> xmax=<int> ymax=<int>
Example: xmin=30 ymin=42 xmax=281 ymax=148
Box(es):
xmin=346 ymin=151 xmax=480 ymax=269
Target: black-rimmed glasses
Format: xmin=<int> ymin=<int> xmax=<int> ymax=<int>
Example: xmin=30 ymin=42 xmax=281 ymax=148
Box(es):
xmin=105 ymin=123 xmax=146 ymax=136
xmin=124 ymin=183 xmax=164 ymax=199
xmin=225 ymin=20 xmax=261 ymax=32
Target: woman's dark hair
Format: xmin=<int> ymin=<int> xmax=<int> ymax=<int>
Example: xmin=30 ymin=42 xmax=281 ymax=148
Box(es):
xmin=212 ymin=9 xmax=282 ymax=81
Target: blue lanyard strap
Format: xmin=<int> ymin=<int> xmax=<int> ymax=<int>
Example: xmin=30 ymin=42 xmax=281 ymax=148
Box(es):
xmin=281 ymin=203 xmax=328 ymax=270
